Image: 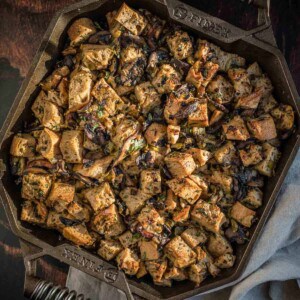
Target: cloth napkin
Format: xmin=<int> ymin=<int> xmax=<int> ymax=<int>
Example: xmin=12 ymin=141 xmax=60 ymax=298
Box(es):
xmin=66 ymin=150 xmax=300 ymax=300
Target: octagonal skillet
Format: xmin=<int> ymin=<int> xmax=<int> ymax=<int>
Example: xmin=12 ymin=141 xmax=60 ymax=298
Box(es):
xmin=0 ymin=0 xmax=299 ymax=299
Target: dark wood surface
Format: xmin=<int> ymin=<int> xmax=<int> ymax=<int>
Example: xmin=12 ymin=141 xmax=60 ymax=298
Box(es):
xmin=0 ymin=1 xmax=299 ymax=299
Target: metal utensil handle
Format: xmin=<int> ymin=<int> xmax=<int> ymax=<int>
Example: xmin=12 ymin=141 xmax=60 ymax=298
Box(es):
xmin=165 ymin=0 xmax=271 ymax=43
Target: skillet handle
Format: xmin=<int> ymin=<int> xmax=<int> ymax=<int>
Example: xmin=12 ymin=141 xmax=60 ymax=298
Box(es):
xmin=164 ymin=0 xmax=273 ymax=44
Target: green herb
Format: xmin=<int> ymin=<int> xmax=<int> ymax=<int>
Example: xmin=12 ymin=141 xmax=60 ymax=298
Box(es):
xmin=132 ymin=233 xmax=141 ymax=240
xmin=97 ymin=104 xmax=104 ymax=118
xmin=94 ymin=21 xmax=103 ymax=30
xmin=128 ymin=139 xmax=145 ymax=154
xmin=104 ymin=71 xmax=111 ymax=81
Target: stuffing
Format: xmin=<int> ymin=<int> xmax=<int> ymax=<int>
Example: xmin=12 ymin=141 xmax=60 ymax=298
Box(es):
xmin=98 ymin=239 xmax=123 ymax=261
xmin=140 ymin=169 xmax=161 ymax=195
xmin=10 ymin=134 xmax=36 ymax=158
xmin=167 ymin=125 xmax=180 ymax=145
xmin=181 ymin=227 xmax=207 ymax=248
xmin=214 ymin=141 xmax=236 ymax=165
xmin=241 ymin=188 xmax=263 ymax=209
xmin=187 ymin=148 xmax=211 ymax=167
xmin=144 ymin=123 xmax=167 ymax=146
xmin=207 ymin=75 xmax=235 ymax=103
xmin=214 ymin=254 xmax=236 ymax=269
xmin=167 ymin=31 xmax=193 ymax=60
xmin=230 ymin=201 xmax=256 ymax=227
xmin=21 ymin=201 xmax=48 ymax=225
xmin=239 ymin=144 xmax=263 ymax=167
xmin=247 ymin=114 xmax=277 ymax=141
xmin=62 ymin=224 xmax=95 ymax=247
xmin=60 ymin=130 xmax=83 ymax=163
xmin=207 ymin=234 xmax=233 ymax=258
xmin=222 ymin=116 xmax=250 ymax=141
xmin=271 ymin=104 xmax=294 ymax=131
xmin=116 ymin=248 xmax=140 ymax=275
xmin=139 ymin=240 xmax=160 ymax=260
xmin=137 ymin=205 xmax=164 ymax=234
xmin=22 ymin=173 xmax=52 ymax=200
xmin=67 ymin=18 xmax=96 ymax=46
xmin=188 ymin=99 xmax=209 ymax=127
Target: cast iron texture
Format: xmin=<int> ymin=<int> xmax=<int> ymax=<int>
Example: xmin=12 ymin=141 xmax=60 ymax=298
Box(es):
xmin=0 ymin=0 xmax=299 ymax=299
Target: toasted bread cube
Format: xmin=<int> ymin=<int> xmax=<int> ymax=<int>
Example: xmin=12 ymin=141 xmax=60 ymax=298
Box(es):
xmin=154 ymin=278 xmax=172 ymax=287
xmin=46 ymin=182 xmax=75 ymax=212
xmin=254 ymin=75 xmax=273 ymax=96
xmin=165 ymin=236 xmax=196 ymax=268
xmin=67 ymin=18 xmax=96 ymax=46
xmin=214 ymin=254 xmax=236 ymax=269
xmin=181 ymin=227 xmax=207 ymax=248
xmin=167 ymin=177 xmax=202 ymax=204
xmin=194 ymin=39 xmax=210 ymax=61
xmin=207 ymin=234 xmax=233 ymax=258
xmin=73 ymin=156 xmax=113 ymax=179
xmin=136 ymin=261 xmax=148 ymax=278
xmin=247 ymin=114 xmax=277 ymax=141
xmin=167 ymin=31 xmax=193 ymax=60
xmin=22 ymin=173 xmax=52 ymax=200
xmin=173 ymin=206 xmax=190 ymax=223
xmin=194 ymin=245 xmax=208 ymax=262
xmin=239 ymin=144 xmax=263 ymax=167
xmin=67 ymin=201 xmax=91 ymax=222
xmin=21 ymin=201 xmax=48 ymax=225
xmin=144 ymin=123 xmax=167 ymax=146
xmin=32 ymin=91 xmax=63 ymax=130
xmin=68 ymin=68 xmax=93 ymax=112
xmin=134 ymin=82 xmax=161 ymax=115
xmin=204 ymin=251 xmax=221 ymax=277
xmin=83 ymin=182 xmax=115 ymax=212
xmin=119 ymin=187 xmax=151 ymax=215
xmin=165 ymin=152 xmax=196 ymax=178
xmin=167 ymin=125 xmax=180 ymax=145
xmin=118 ymin=231 xmax=140 ymax=248
xmin=137 ymin=206 xmax=164 ymax=235
xmin=189 ymin=175 xmax=209 ymax=199
xmin=46 ymin=211 xmax=65 ymax=230
xmin=187 ymin=148 xmax=211 ymax=167
xmin=10 ymin=134 xmax=36 ymax=158
xmin=165 ymin=189 xmax=178 ymax=212
xmin=10 ymin=157 xmax=26 ymax=177
xmin=191 ymin=200 xmax=226 ymax=233
xmin=247 ymin=62 xmax=262 ymax=78
xmin=188 ymin=263 xmax=207 ymax=286
xmin=83 ymin=134 xmax=102 ymax=151
xmin=145 ymin=259 xmax=167 ymax=282
xmin=230 ymin=201 xmax=255 ymax=227
xmin=163 ymin=93 xmax=183 ymax=125
xmin=210 ymin=110 xmax=224 ymax=125
xmin=47 ymin=77 xmax=69 ymax=108
xmin=98 ymin=239 xmax=123 ymax=261
xmin=255 ymin=142 xmax=280 ymax=177
xmin=91 ymin=78 xmax=123 ymax=116
xmin=188 ymin=100 xmax=209 ymax=127
xmin=41 ymin=66 xmax=69 ymax=92
xmin=36 ymin=128 xmax=60 ymax=163
xmin=210 ymin=170 xmax=232 ymax=193
xmin=223 ymin=116 xmax=250 ymax=141
xmin=227 ymin=68 xmax=252 ymax=98
xmin=60 ymin=130 xmax=83 ymax=163
xmin=258 ymin=94 xmax=278 ymax=113
xmin=207 ymin=75 xmax=234 ymax=103
xmin=164 ymin=267 xmax=187 ymax=281
xmin=235 ymin=88 xmax=263 ymax=109
xmin=140 ymin=240 xmax=160 ymax=260
xmin=271 ymin=104 xmax=294 ymax=131
xmin=93 ymin=204 xmax=125 ymax=236
xmin=140 ymin=169 xmax=161 ymax=196
xmin=241 ymin=188 xmax=263 ymax=209
xmin=214 ymin=141 xmax=236 ymax=165
xmin=116 ymin=248 xmax=140 ymax=275
xmin=63 ymin=224 xmax=95 ymax=247
xmin=151 ymin=64 xmax=181 ymax=94
xmin=114 ymin=3 xmax=147 ymax=35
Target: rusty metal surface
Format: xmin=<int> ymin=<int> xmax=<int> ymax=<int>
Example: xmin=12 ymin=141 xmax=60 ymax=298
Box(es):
xmin=0 ymin=0 xmax=299 ymax=299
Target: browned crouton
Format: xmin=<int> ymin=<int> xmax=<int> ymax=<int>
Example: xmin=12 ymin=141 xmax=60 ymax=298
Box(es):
xmin=164 ymin=267 xmax=187 ymax=281
xmin=214 ymin=141 xmax=236 ymax=165
xmin=22 ymin=173 xmax=52 ymax=200
xmin=118 ymin=231 xmax=140 ymax=248
xmin=239 ymin=144 xmax=263 ymax=167
xmin=145 ymin=259 xmax=167 ymax=282
xmin=167 ymin=125 xmax=180 ymax=145
xmin=140 ymin=169 xmax=161 ymax=195
xmin=60 ymin=130 xmax=83 ymax=163
xmin=214 ymin=254 xmax=236 ymax=269
xmin=181 ymin=227 xmax=207 ymax=248
xmin=235 ymin=88 xmax=263 ymax=109
xmin=98 ymin=239 xmax=123 ymax=261
xmin=63 ymin=224 xmax=95 ymax=247
xmin=209 ymin=110 xmax=224 ymax=125
xmin=144 ymin=123 xmax=167 ymax=146
xmin=167 ymin=31 xmax=193 ymax=60
xmin=188 ymin=100 xmax=209 ymax=127
xmin=67 ymin=18 xmax=96 ymax=46
xmin=188 ymin=263 xmax=207 ymax=286
xmin=10 ymin=134 xmax=36 ymax=158
xmin=227 ymin=68 xmax=252 ymax=98
xmin=247 ymin=114 xmax=277 ymax=140
xmin=139 ymin=240 xmax=160 ymax=260
xmin=210 ymin=170 xmax=232 ymax=193
xmin=222 ymin=116 xmax=250 ymax=141
xmin=271 ymin=104 xmax=294 ymax=131
xmin=207 ymin=234 xmax=233 ymax=258
xmin=165 ymin=189 xmax=178 ymax=212
xmin=207 ymin=75 xmax=235 ymax=103
xmin=241 ymin=188 xmax=263 ymax=209
xmin=21 ymin=201 xmax=48 ymax=225
xmin=137 ymin=206 xmax=164 ymax=234
xmin=173 ymin=206 xmax=191 ymax=223
xmin=116 ymin=248 xmax=140 ymax=275
xmin=230 ymin=201 xmax=256 ymax=227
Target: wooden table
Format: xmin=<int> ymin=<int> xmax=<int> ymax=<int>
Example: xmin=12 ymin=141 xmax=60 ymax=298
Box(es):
xmin=0 ymin=0 xmax=299 ymax=299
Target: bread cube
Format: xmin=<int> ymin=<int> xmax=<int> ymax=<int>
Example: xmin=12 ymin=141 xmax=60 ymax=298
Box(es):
xmin=241 ymin=188 xmax=263 ymax=209
xmin=271 ymin=104 xmax=294 ymax=131
xmin=67 ymin=18 xmax=96 ymax=46
xmin=166 ymin=177 xmax=202 ymax=204
xmin=235 ymin=88 xmax=263 ymax=109
xmin=21 ymin=201 xmax=48 ymax=225
xmin=230 ymin=201 xmax=256 ymax=227
xmin=188 ymin=100 xmax=209 ymax=127
xmin=62 ymin=224 xmax=95 ymax=247
xmin=207 ymin=75 xmax=234 ymax=103
xmin=139 ymin=240 xmax=160 ymax=260
xmin=151 ymin=64 xmax=181 ymax=94
xmin=144 ymin=123 xmax=167 ymax=146
xmin=46 ymin=182 xmax=75 ymax=212
xmin=194 ymin=39 xmax=210 ymax=61
xmin=68 ymin=68 xmax=93 ymax=112
xmin=187 ymin=148 xmax=211 ymax=167
xmin=98 ymin=239 xmax=123 ymax=261
xmin=114 ymin=3 xmax=147 ymax=35
xmin=164 ymin=152 xmax=196 ymax=178
xmin=136 ymin=262 xmax=148 ymax=279
xmin=167 ymin=31 xmax=193 ymax=60
xmin=92 ymin=204 xmax=125 ymax=236
xmin=167 ymin=125 xmax=180 ymax=145
xmin=188 ymin=263 xmax=207 ymax=286
xmin=258 ymin=94 xmax=278 ymax=113
xmin=207 ymin=234 xmax=233 ymax=258
xmin=214 ymin=141 xmax=236 ymax=165
xmin=118 ymin=231 xmax=140 ymax=248
xmin=119 ymin=187 xmax=151 ymax=215
xmin=191 ymin=200 xmax=225 ymax=233
xmin=255 ymin=142 xmax=280 ymax=177
xmin=254 ymin=75 xmax=273 ymax=96
xmin=165 ymin=189 xmax=178 ymax=212
xmin=22 ymin=173 xmax=52 ymax=200
xmin=91 ymin=78 xmax=123 ymax=116
xmin=210 ymin=170 xmax=232 ymax=193
xmin=10 ymin=134 xmax=36 ymax=158
xmin=46 ymin=211 xmax=65 ymax=230
xmin=145 ymin=259 xmax=167 ymax=282
xmin=247 ymin=114 xmax=277 ymax=140
xmin=227 ymin=68 xmax=252 ymax=98
xmin=67 ymin=201 xmax=91 ymax=222
xmin=189 ymin=175 xmax=209 ymax=199
xmin=134 ymin=81 xmax=161 ymax=115
xmin=47 ymin=77 xmax=69 ymax=107
xmin=10 ymin=156 xmax=26 ymax=179
xmin=163 ymin=93 xmax=183 ymax=125
xmin=41 ymin=66 xmax=69 ymax=92
xmin=140 ymin=169 xmax=161 ymax=195
xmin=222 ymin=115 xmax=250 ymax=141
xmin=210 ymin=110 xmax=224 ymax=125
xmin=173 ymin=206 xmax=190 ymax=223
xmin=116 ymin=248 xmax=140 ymax=275
xmin=36 ymin=128 xmax=60 ymax=163
xmin=239 ymin=144 xmax=263 ymax=167
xmin=137 ymin=206 xmax=164 ymax=234
xmin=60 ymin=130 xmax=83 ymax=163
xmin=83 ymin=182 xmax=115 ymax=212
xmin=214 ymin=254 xmax=236 ymax=269
xmin=181 ymin=227 xmax=207 ymax=248
xmin=164 ymin=236 xmax=196 ymax=268
xmin=164 ymin=267 xmax=187 ymax=281
xmin=83 ymin=133 xmax=102 ymax=151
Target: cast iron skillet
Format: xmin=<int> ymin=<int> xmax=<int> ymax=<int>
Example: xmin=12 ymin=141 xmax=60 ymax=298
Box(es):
xmin=0 ymin=0 xmax=299 ymax=299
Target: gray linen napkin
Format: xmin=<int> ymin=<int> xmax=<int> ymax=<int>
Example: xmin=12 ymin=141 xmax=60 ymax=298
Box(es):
xmin=67 ymin=150 xmax=300 ymax=300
